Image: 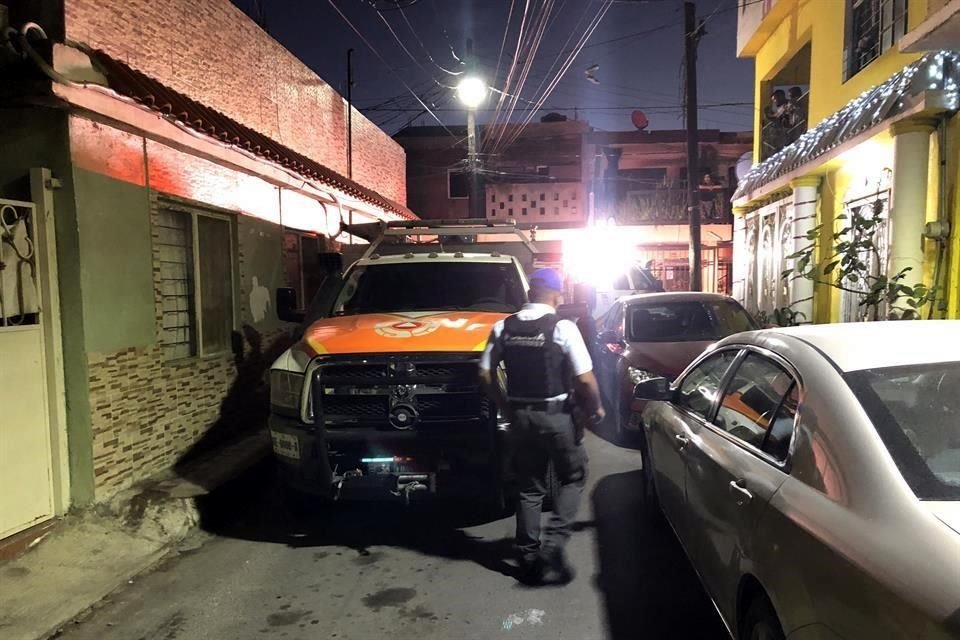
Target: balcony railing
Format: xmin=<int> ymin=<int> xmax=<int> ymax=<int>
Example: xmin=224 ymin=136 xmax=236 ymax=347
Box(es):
xmin=612 ymin=185 xmax=731 ymax=225
xmin=761 ymin=91 xmax=808 ymax=160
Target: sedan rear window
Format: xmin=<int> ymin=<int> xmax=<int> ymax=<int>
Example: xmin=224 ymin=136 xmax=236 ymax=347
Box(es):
xmin=627 ymin=300 xmax=756 ymax=343
xmin=846 ymin=362 xmax=960 ymax=500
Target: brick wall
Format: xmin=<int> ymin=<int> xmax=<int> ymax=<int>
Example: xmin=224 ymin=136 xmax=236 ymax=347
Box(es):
xmin=63 ymin=0 xmax=406 ymax=205
xmin=87 ymin=190 xmax=294 ymax=497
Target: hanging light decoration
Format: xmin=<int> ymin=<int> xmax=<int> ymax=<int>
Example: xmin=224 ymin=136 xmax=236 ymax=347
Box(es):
xmin=735 ymin=51 xmax=960 ymax=201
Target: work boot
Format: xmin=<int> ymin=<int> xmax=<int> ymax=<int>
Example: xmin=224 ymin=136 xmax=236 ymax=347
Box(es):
xmin=540 ymin=548 xmax=575 ymax=585
xmin=517 ymin=553 xmax=546 ymax=586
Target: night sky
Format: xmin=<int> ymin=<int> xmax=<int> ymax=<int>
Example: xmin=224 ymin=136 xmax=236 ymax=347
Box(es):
xmin=231 ymin=0 xmax=755 ymax=135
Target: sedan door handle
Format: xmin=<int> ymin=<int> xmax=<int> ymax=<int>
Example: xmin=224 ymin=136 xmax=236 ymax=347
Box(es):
xmin=728 ymin=479 xmax=753 ymax=505
xmin=674 ymin=433 xmax=690 ymax=449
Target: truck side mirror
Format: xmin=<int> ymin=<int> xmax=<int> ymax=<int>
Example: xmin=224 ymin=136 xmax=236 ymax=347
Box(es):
xmin=276 ymin=287 xmax=305 ymax=324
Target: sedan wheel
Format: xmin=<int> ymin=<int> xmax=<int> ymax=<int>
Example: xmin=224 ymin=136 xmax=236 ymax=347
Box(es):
xmin=742 ymin=595 xmax=785 ymax=640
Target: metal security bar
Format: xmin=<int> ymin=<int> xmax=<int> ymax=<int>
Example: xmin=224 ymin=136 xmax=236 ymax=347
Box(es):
xmin=0 ymin=199 xmax=39 ymax=327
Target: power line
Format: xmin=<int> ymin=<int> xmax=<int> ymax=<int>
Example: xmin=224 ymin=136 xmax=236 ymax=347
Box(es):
xmin=375 ymin=8 xmax=443 ymax=85
xmin=397 ymin=4 xmax=463 ymax=76
xmin=325 ymin=0 xmax=456 ymax=137
xmin=496 ymin=0 xmax=617 ymax=152
xmin=364 ymin=101 xmax=753 ymax=112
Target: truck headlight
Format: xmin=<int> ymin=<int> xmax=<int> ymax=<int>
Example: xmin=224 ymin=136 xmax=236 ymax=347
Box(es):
xmin=628 ymin=366 xmax=658 ymax=385
xmin=270 ymin=370 xmax=304 ymax=415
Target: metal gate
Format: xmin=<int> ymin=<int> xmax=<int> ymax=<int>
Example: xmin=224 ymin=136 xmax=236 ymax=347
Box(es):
xmin=0 ymin=198 xmax=55 ymax=538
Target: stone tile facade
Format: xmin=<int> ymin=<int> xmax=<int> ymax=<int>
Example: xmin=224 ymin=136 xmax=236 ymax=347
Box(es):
xmin=87 ymin=191 xmax=293 ymax=498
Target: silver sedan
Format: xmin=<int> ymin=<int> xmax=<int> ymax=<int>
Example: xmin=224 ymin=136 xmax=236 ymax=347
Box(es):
xmin=634 ymin=320 xmax=960 ymax=640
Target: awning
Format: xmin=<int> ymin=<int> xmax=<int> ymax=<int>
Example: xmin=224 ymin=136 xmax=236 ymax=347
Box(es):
xmin=734 ymin=51 xmax=960 ymax=201
xmin=81 ymin=49 xmax=415 ymax=220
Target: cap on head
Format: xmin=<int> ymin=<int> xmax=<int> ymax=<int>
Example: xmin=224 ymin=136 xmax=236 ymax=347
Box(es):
xmin=529 ymin=268 xmax=564 ymax=293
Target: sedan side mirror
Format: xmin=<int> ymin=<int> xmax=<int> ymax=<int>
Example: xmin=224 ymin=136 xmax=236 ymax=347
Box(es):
xmin=276 ymin=287 xmax=305 ymax=324
xmin=634 ymin=377 xmax=673 ymax=401
xmin=598 ymin=330 xmax=626 ymax=355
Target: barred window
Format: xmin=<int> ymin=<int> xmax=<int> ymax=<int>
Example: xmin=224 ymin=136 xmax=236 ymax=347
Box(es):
xmin=157 ymin=204 xmax=235 ymax=360
xmin=846 ymin=0 xmax=909 ymax=79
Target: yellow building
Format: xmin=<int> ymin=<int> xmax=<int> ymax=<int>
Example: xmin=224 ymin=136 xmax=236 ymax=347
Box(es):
xmin=732 ymin=0 xmax=960 ymax=324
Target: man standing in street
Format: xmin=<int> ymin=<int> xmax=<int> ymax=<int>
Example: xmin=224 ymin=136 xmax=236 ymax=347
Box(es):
xmin=479 ymin=268 xmax=605 ymax=586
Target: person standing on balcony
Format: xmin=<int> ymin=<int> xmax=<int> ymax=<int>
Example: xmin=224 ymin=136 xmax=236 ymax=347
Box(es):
xmin=785 ymin=86 xmax=808 ymax=143
xmin=763 ymin=89 xmax=789 ymax=156
xmin=698 ymin=172 xmax=725 ymax=221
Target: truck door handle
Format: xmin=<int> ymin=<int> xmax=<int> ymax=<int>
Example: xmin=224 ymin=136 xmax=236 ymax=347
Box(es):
xmin=674 ymin=433 xmax=690 ymax=449
xmin=728 ymin=479 xmax=753 ymax=505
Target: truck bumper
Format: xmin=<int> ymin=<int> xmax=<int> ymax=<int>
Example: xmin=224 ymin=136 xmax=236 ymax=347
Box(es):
xmin=269 ymin=414 xmax=502 ymax=502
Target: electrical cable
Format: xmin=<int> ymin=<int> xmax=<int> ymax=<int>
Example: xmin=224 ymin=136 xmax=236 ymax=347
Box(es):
xmin=326 ymin=0 xmax=456 ymax=137
xmin=397 ymin=4 xmax=463 ymax=76
xmin=486 ymin=0 xmax=553 ymax=153
xmin=497 ymin=0 xmax=615 ymax=152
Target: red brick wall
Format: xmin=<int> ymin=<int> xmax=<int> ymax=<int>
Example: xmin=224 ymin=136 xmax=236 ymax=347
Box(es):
xmin=63 ymin=0 xmax=406 ymax=205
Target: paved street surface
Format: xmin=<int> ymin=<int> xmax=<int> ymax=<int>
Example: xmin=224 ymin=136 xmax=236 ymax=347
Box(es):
xmin=56 ymin=431 xmax=726 ymax=640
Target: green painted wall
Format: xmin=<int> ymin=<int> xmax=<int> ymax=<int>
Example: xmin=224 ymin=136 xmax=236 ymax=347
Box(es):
xmin=238 ymin=215 xmax=285 ymax=332
xmin=73 ymin=169 xmax=155 ymax=353
xmin=0 ymin=108 xmax=95 ymax=506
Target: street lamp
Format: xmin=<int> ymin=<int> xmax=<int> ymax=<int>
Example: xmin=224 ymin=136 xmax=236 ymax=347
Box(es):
xmin=456 ymin=75 xmax=488 ymax=109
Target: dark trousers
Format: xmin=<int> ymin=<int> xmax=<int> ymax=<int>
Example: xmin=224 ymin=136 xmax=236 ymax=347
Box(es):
xmin=510 ymin=407 xmax=587 ymax=560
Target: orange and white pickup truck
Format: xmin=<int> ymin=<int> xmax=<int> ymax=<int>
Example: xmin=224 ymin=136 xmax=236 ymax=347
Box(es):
xmin=268 ymin=220 xmax=552 ymax=506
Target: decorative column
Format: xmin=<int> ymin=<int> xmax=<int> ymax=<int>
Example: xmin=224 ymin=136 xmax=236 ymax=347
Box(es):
xmin=731 ymin=205 xmax=749 ymax=307
xmin=889 ymin=119 xmax=937 ymax=284
xmin=790 ymin=177 xmax=821 ymax=323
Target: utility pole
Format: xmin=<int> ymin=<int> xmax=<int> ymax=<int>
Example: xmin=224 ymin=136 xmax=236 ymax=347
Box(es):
xmin=347 ymin=48 xmax=354 ymax=180
xmin=465 ymin=38 xmax=484 ymax=219
xmin=684 ymin=1 xmax=703 ymax=291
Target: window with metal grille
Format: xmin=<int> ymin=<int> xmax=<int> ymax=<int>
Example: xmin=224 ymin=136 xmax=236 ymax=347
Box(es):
xmin=845 ymin=0 xmax=909 ymax=79
xmin=448 ymin=169 xmax=468 ymax=199
xmin=157 ymin=204 xmax=235 ymax=360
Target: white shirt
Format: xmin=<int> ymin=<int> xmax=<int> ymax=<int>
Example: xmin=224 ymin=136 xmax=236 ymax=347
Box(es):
xmin=479 ymin=304 xmax=594 ymax=401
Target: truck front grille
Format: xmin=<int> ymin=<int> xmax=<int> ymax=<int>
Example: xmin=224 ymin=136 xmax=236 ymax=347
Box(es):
xmin=312 ymin=355 xmax=490 ymax=430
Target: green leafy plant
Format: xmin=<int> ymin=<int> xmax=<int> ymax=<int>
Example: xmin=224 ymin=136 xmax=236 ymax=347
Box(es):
xmin=782 ymin=198 xmax=934 ymax=320
xmin=756 ymin=306 xmax=807 ymax=328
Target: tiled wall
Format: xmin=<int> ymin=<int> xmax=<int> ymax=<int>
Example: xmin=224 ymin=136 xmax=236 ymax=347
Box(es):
xmin=86 ymin=191 xmax=292 ymax=497
xmin=63 ymin=0 xmax=406 ymax=205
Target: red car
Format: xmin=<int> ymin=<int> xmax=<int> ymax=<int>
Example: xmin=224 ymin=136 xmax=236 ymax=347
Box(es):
xmin=594 ymin=292 xmax=758 ymax=440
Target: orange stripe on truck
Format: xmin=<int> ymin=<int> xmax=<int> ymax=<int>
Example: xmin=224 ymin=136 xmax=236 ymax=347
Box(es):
xmin=301 ymin=311 xmax=503 ymax=356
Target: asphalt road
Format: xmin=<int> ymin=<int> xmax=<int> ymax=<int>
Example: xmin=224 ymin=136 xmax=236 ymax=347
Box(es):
xmin=57 ymin=429 xmax=727 ymax=640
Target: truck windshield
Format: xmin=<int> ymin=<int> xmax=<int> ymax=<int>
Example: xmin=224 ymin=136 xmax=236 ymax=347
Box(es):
xmin=845 ymin=361 xmax=960 ymax=501
xmin=334 ymin=261 xmax=527 ymax=315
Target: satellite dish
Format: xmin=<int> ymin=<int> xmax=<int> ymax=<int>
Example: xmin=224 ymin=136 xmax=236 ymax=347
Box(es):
xmin=735 ymin=151 xmax=753 ymax=181
xmin=631 ymin=110 xmax=649 ymax=130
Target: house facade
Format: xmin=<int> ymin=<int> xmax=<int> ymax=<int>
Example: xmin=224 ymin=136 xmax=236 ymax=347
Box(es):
xmin=0 ymin=0 xmax=410 ymax=543
xmin=396 ymin=120 xmax=752 ymax=293
xmin=733 ymin=0 xmax=959 ymax=324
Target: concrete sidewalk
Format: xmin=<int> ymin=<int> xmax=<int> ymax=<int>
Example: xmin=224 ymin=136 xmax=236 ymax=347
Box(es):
xmin=0 ymin=432 xmax=269 ymax=640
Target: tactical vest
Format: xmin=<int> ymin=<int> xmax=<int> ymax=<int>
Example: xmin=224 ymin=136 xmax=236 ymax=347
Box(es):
xmin=501 ymin=314 xmax=569 ymax=401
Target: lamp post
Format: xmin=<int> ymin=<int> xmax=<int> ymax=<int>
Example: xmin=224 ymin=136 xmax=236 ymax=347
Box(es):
xmin=456 ymin=40 xmax=487 ymax=219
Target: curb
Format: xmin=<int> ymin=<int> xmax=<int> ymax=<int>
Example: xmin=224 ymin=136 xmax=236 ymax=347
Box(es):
xmin=0 ymin=432 xmax=270 ymax=640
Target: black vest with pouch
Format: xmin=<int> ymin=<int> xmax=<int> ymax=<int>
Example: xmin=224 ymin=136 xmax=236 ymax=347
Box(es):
xmin=501 ymin=313 xmax=568 ymax=401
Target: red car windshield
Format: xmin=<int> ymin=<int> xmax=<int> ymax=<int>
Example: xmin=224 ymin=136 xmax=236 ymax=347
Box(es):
xmin=627 ymin=300 xmax=756 ymax=343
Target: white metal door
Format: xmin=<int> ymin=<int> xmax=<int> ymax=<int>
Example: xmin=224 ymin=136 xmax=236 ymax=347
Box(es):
xmin=0 ymin=198 xmax=54 ymax=539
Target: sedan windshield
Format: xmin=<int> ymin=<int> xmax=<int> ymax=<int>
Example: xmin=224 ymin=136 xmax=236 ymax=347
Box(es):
xmin=333 ymin=262 xmax=526 ymax=315
xmin=627 ymin=300 xmax=756 ymax=342
xmin=846 ymin=362 xmax=960 ymax=500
